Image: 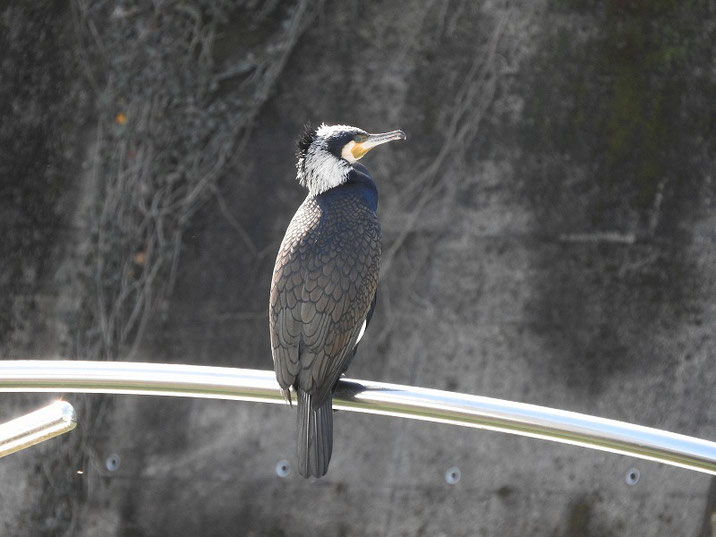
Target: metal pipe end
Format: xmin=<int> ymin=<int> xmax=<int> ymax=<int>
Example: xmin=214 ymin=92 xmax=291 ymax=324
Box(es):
xmin=54 ymin=400 xmax=77 ymax=425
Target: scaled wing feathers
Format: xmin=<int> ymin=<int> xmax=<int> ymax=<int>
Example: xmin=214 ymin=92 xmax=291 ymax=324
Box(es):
xmin=269 ymin=194 xmax=380 ymax=406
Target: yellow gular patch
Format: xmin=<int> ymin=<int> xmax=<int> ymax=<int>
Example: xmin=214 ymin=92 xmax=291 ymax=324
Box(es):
xmin=350 ymin=143 xmax=370 ymax=160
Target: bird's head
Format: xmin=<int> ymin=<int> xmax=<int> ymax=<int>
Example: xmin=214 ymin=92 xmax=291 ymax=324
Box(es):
xmin=296 ymin=123 xmax=406 ymax=196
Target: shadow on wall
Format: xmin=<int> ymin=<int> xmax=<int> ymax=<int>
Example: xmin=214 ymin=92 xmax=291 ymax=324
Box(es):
xmin=518 ymin=1 xmax=711 ymax=396
xmin=0 ymin=2 xmax=87 ymax=352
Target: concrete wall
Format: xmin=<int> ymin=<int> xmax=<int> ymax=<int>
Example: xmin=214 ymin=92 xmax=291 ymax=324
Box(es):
xmin=1 ymin=1 xmax=714 ymax=535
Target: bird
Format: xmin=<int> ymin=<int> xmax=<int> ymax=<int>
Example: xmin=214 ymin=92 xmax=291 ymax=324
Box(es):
xmin=269 ymin=123 xmax=406 ymax=478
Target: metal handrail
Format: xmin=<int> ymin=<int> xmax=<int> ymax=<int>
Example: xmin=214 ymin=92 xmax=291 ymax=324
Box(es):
xmin=0 ymin=360 xmax=714 ymax=474
xmin=0 ymin=400 xmax=77 ymax=458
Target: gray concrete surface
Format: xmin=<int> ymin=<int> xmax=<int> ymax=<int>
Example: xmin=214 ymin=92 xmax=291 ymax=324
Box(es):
xmin=1 ymin=1 xmax=715 ymax=536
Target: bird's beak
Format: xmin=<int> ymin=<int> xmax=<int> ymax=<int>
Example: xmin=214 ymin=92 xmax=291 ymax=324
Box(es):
xmin=351 ymin=130 xmax=406 ymax=160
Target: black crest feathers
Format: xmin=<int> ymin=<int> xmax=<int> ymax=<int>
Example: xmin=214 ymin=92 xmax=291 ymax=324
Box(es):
xmin=296 ymin=123 xmax=317 ymax=182
xmin=297 ymin=123 xmax=317 ymax=161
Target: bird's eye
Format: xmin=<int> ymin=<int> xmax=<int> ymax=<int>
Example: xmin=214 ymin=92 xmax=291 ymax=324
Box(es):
xmin=353 ymin=134 xmax=366 ymax=143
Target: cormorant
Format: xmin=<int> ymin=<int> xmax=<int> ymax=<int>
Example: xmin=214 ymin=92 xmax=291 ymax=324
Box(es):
xmin=269 ymin=123 xmax=406 ymax=478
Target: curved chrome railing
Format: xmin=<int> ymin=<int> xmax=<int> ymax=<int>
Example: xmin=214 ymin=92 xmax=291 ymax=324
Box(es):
xmin=0 ymin=360 xmax=714 ymax=475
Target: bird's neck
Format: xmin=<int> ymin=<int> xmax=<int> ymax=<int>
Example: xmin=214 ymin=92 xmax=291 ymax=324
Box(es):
xmin=314 ymin=164 xmax=378 ymax=212
xmin=299 ymin=153 xmax=351 ymax=196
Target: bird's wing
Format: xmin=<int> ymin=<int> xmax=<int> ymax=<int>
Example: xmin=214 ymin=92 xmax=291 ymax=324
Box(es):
xmin=269 ymin=195 xmax=380 ymax=407
xmin=269 ymin=197 xmax=322 ymax=395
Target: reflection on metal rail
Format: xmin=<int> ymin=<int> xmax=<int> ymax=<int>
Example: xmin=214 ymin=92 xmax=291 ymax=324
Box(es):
xmin=0 ymin=400 xmax=77 ymax=458
xmin=0 ymin=360 xmax=714 ymax=475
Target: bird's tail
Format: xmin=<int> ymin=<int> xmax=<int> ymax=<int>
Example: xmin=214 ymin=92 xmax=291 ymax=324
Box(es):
xmin=297 ymin=390 xmax=333 ymax=478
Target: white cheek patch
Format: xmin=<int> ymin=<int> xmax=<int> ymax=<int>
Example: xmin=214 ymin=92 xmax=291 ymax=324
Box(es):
xmin=304 ymin=145 xmax=351 ymax=194
xmin=341 ymin=141 xmax=358 ymax=163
